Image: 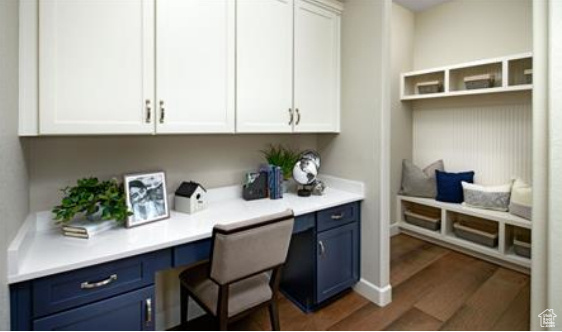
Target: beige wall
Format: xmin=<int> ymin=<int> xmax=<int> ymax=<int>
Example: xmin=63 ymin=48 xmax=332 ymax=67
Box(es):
xmin=390 ymin=3 xmax=414 ymax=227
xmin=413 ymin=0 xmax=532 ymax=69
xmin=318 ymin=0 xmax=391 ymax=295
xmin=0 ymin=0 xmax=30 ymax=329
xmin=28 ymin=135 xmax=317 ymax=211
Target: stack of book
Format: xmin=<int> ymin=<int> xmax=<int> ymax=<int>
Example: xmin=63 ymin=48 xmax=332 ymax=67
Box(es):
xmin=62 ymin=219 xmax=116 ymax=239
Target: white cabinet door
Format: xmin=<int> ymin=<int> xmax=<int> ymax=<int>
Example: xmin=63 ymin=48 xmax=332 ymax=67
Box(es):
xmin=39 ymin=0 xmax=155 ymax=135
xmin=236 ymin=0 xmax=294 ymax=133
xmin=294 ymin=0 xmax=340 ymax=133
xmin=156 ymin=0 xmax=235 ymax=134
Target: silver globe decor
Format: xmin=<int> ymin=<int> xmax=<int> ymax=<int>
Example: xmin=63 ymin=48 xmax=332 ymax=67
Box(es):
xmin=292 ymin=150 xmax=321 ymax=197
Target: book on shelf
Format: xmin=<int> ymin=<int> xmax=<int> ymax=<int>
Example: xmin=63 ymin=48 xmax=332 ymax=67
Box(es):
xmin=62 ymin=219 xmax=116 ymax=239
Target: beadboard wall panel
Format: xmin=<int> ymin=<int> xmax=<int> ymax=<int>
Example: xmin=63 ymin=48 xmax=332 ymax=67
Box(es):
xmin=412 ymin=92 xmax=532 ymax=185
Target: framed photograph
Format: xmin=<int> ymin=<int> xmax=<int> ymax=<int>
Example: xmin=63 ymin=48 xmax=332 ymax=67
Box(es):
xmin=124 ymin=171 xmax=169 ymax=228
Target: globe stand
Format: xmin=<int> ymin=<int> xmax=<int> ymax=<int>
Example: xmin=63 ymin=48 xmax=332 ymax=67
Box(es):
xmin=297 ymin=186 xmax=312 ymax=197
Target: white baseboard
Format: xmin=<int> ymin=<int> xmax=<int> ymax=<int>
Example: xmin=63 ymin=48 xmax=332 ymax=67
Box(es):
xmin=390 ymin=223 xmax=401 ymax=237
xmin=353 ymin=279 xmax=392 ymax=307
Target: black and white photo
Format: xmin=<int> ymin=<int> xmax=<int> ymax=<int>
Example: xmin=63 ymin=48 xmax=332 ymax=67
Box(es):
xmin=124 ymin=171 xmax=169 ymax=227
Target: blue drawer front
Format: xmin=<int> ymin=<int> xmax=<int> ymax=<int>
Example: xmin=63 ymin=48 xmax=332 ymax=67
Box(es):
xmin=33 ymin=286 xmax=155 ymax=331
xmin=317 ymin=202 xmax=359 ymax=232
xmin=293 ymin=213 xmax=315 ymax=234
xmin=173 ymin=238 xmax=212 ymax=267
xmin=32 ymin=250 xmax=170 ymax=318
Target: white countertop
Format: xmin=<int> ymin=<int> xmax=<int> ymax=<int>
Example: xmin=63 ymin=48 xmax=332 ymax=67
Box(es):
xmin=7 ymin=176 xmax=364 ymax=284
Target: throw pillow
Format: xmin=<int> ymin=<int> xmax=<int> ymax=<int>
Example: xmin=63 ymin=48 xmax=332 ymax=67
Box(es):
xmin=400 ymin=159 xmax=444 ymax=198
xmin=435 ymin=170 xmax=475 ymax=203
xmin=509 ymin=179 xmax=532 ymax=220
xmin=462 ymin=181 xmax=512 ymax=211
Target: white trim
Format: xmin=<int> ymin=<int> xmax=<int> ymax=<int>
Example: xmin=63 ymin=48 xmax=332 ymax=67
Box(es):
xmin=390 ymin=223 xmax=401 ymax=237
xmin=353 ymin=279 xmax=392 ymax=307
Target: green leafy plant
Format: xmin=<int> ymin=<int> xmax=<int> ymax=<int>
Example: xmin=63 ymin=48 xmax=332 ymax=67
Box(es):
xmin=52 ymin=177 xmax=132 ymax=225
xmin=260 ymin=144 xmax=301 ymax=180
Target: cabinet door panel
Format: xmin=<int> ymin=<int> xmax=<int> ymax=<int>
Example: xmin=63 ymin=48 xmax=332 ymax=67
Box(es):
xmin=156 ymin=0 xmax=235 ymax=134
xmin=294 ymin=0 xmax=340 ymax=133
xmin=39 ymin=0 xmax=154 ymax=135
xmin=316 ymin=222 xmax=359 ymax=303
xmin=236 ymin=0 xmax=294 ymax=133
xmin=33 ymin=286 xmax=155 ymax=331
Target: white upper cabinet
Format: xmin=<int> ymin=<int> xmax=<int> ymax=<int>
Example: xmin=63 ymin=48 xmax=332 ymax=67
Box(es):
xmin=39 ymin=0 xmax=155 ymax=135
xmin=294 ymin=0 xmax=341 ymax=133
xmin=236 ymin=0 xmax=341 ymax=134
xmin=156 ymin=0 xmax=235 ymax=134
xmin=236 ymin=0 xmax=295 ymax=133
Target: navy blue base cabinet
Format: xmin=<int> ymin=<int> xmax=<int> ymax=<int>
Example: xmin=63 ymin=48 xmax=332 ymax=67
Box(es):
xmin=280 ymin=202 xmax=360 ymax=312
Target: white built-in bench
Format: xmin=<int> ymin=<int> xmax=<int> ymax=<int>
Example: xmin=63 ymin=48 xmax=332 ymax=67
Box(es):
xmin=396 ymin=195 xmax=531 ymax=273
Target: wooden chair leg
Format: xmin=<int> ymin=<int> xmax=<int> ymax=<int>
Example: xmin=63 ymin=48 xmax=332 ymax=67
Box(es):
xmin=269 ymin=300 xmax=280 ymax=331
xmin=180 ymin=286 xmax=188 ymax=326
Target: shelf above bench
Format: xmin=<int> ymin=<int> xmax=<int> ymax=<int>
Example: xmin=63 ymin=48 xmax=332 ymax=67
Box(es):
xmin=401 ymin=52 xmax=533 ymax=101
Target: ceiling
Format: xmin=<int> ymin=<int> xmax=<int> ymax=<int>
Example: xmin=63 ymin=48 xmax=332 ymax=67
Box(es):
xmin=393 ymin=0 xmax=451 ymax=12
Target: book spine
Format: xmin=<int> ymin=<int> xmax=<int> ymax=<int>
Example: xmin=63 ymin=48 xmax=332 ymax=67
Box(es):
xmin=63 ymin=227 xmax=87 ymax=234
xmin=268 ymin=165 xmax=275 ymax=199
xmin=276 ymin=166 xmax=283 ymax=199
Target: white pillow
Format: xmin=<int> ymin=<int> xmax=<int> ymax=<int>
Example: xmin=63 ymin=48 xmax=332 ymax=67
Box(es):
xmin=462 ymin=181 xmax=513 ymax=211
xmin=509 ymin=179 xmax=532 ymax=220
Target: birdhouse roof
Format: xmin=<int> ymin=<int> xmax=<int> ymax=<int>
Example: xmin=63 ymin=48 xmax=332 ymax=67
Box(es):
xmin=175 ymin=181 xmax=206 ymax=198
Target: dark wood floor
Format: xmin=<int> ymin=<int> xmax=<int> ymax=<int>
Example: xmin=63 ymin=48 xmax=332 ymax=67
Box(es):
xmin=183 ymin=234 xmax=530 ymax=331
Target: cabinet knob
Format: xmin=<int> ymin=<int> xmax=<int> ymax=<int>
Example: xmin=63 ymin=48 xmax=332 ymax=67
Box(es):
xmin=145 ymin=100 xmax=151 ymax=123
xmin=296 ymin=108 xmax=301 ymax=125
xmin=159 ymin=100 xmax=165 ymax=124
xmin=288 ymin=108 xmax=294 ymax=125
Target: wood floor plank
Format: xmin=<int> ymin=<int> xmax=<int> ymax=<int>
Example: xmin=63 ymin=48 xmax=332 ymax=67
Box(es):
xmin=384 ymin=308 xmax=444 ymax=331
xmin=414 ymin=257 xmax=498 ymax=321
xmin=492 ymin=281 xmax=531 ymax=331
xmin=440 ymin=268 xmax=529 ymax=331
xmin=390 ymin=234 xmax=427 ymax=262
xmin=329 ymin=251 xmax=474 ymax=331
xmin=391 ymin=242 xmax=450 ymax=287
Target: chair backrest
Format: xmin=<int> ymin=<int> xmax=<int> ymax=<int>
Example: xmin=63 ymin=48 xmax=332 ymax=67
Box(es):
xmin=210 ymin=209 xmax=294 ymax=285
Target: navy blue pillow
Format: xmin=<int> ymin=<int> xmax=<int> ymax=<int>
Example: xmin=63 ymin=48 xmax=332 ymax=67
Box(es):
xmin=435 ymin=170 xmax=475 ymax=203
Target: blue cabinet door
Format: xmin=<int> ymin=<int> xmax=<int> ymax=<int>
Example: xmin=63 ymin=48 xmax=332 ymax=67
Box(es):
xmin=33 ymin=286 xmax=155 ymax=331
xmin=316 ymin=222 xmax=359 ymax=303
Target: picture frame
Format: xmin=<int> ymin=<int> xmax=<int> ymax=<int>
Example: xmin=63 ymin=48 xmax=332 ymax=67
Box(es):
xmin=124 ymin=171 xmax=169 ymax=228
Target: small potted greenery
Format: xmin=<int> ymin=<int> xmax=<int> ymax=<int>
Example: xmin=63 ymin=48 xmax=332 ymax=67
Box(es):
xmin=52 ymin=177 xmax=131 ymax=225
xmin=260 ymin=144 xmax=301 ymax=193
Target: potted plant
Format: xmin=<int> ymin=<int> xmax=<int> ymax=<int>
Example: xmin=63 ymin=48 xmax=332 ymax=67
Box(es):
xmin=260 ymin=144 xmax=301 ymax=193
xmin=52 ymin=177 xmax=131 ymax=225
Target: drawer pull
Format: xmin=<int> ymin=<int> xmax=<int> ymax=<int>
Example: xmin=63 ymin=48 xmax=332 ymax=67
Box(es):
xmin=146 ymin=298 xmax=153 ymax=325
xmin=80 ymin=274 xmax=118 ymax=289
xmin=331 ymin=213 xmax=345 ymax=220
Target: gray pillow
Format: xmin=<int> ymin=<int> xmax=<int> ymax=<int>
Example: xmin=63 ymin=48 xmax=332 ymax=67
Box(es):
xmin=400 ymin=159 xmax=444 ymax=198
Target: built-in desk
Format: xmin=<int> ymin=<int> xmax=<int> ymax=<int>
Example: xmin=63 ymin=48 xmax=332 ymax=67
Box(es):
xmin=8 ymin=176 xmax=363 ymax=331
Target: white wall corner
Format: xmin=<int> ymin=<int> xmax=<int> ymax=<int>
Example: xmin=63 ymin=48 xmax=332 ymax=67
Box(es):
xmin=354 ymin=279 xmax=392 ymax=307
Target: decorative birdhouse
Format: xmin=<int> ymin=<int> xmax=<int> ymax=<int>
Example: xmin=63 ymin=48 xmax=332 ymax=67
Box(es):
xmin=175 ymin=181 xmax=207 ymax=214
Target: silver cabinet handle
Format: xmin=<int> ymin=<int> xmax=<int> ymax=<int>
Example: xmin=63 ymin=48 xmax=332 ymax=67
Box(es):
xmin=331 ymin=213 xmax=344 ymax=220
xmin=81 ymin=274 xmax=117 ymax=289
xmin=159 ymin=100 xmax=165 ymax=124
xmin=145 ymin=298 xmax=153 ymax=325
xmin=295 ymin=108 xmax=301 ymax=125
xmin=145 ymin=100 xmax=151 ymax=123
xmin=319 ymin=241 xmax=326 ymax=257
xmin=289 ymin=108 xmax=294 ymax=125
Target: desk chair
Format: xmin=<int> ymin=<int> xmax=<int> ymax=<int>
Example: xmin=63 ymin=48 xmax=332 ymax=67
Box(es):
xmin=179 ymin=210 xmax=295 ymax=330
